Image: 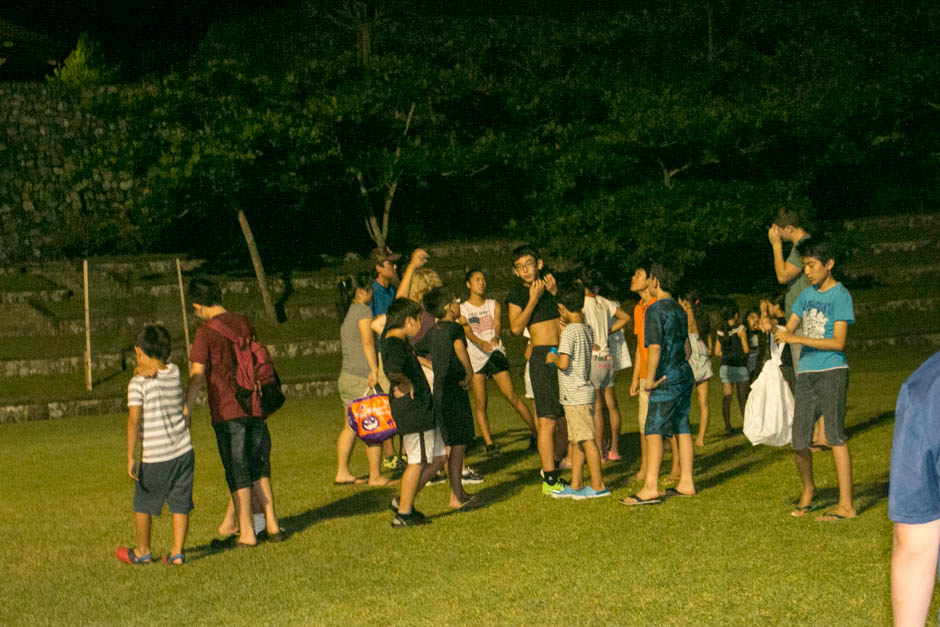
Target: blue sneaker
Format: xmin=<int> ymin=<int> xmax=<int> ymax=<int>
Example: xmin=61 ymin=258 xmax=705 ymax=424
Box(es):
xmin=551 ymin=485 xmax=582 ymax=499
xmin=572 ymin=487 xmax=611 ymax=500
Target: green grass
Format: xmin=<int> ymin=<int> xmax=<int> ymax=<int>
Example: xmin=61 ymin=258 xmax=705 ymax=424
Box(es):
xmin=1 ymin=346 xmax=936 ymax=624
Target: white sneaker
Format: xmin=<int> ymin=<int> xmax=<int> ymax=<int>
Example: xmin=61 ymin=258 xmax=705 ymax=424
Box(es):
xmin=461 ymin=466 xmax=484 ymax=484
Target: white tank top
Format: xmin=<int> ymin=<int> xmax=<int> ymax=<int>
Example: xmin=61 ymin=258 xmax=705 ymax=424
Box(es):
xmin=460 ymin=298 xmax=505 ymax=372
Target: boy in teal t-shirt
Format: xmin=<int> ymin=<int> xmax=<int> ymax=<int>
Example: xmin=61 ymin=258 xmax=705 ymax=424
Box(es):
xmin=775 ymin=239 xmax=856 ymax=522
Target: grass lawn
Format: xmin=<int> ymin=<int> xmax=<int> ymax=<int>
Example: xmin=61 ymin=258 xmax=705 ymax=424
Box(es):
xmin=0 ymin=345 xmax=937 ymax=625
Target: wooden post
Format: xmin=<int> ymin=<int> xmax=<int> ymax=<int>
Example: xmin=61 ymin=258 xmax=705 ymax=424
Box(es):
xmin=83 ymin=259 xmax=92 ymax=391
xmin=176 ymin=258 xmax=192 ymax=374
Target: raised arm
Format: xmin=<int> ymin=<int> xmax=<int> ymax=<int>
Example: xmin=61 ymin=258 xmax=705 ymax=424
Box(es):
xmin=508 ymin=280 xmax=545 ymax=335
xmin=396 ymin=248 xmax=430 ymax=299
xmin=769 ymin=225 xmax=802 ymax=285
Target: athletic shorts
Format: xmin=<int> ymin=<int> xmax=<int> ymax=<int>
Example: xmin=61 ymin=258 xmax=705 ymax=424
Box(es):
xmin=529 ymin=345 xmax=564 ymax=420
xmin=338 ymin=371 xmax=370 ymax=407
xmin=214 ymin=417 xmax=272 ymax=493
xmin=791 ymin=369 xmax=849 ymax=451
xmin=403 ymin=427 xmax=446 ymax=465
xmin=591 ymin=353 xmax=614 ymax=389
xmin=564 ymin=404 xmax=595 ymax=443
xmin=720 ymin=365 xmax=750 ymax=383
xmin=134 ymin=449 xmax=195 ymax=516
xmin=476 ymin=350 xmax=511 ymax=378
xmin=645 ymin=392 xmax=692 ymax=438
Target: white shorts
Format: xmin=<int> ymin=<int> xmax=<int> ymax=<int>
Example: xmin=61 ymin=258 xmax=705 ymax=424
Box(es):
xmin=591 ymin=353 xmax=615 ymax=389
xmin=524 ymin=361 xmax=534 ymax=399
xmin=403 ymin=427 xmax=445 ymax=465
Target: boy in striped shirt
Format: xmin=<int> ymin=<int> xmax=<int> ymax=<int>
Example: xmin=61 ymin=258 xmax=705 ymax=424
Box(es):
xmin=546 ymin=282 xmax=610 ymax=499
xmin=116 ymin=325 xmax=194 ymax=566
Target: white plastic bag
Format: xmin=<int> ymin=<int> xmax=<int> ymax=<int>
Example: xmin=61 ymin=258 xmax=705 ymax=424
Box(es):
xmin=743 ymin=335 xmax=794 ymax=447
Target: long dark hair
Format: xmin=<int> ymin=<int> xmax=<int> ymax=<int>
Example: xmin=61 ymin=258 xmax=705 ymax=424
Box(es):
xmin=335 ymin=271 xmax=373 ymax=318
xmin=682 ymin=291 xmax=710 ymax=337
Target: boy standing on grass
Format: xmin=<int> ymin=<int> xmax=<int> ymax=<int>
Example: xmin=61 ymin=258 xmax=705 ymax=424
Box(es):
xmin=418 ymin=287 xmax=480 ymax=509
xmin=186 ymin=278 xmax=282 ymax=547
xmin=774 ymin=239 xmax=856 ymax=521
xmin=116 ymin=325 xmax=194 ymax=565
xmin=506 ymin=245 xmax=567 ymax=495
xmin=383 ymin=298 xmax=447 ymax=527
xmin=622 ymin=264 xmax=695 ymax=505
xmin=629 ymin=265 xmax=680 ymax=483
xmin=546 ymin=283 xmax=609 ymax=499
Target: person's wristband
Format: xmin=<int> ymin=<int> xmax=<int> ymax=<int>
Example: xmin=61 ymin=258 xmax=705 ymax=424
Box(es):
xmin=549 ymin=347 xmax=558 ymax=355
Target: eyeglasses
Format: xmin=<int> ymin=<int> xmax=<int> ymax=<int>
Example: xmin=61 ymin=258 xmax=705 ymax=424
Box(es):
xmin=513 ymin=260 xmax=536 ymax=271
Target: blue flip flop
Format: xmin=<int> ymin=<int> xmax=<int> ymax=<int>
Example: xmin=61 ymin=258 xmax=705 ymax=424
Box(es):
xmin=116 ymin=546 xmax=152 ymax=565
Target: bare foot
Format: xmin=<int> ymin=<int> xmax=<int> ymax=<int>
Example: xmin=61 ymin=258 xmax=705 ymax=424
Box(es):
xmin=368 ymin=476 xmax=398 ymax=487
xmin=695 ymin=439 xmax=705 ymax=448
xmin=218 ymin=524 xmax=238 ymax=536
xmin=634 ymin=471 xmax=646 ymax=481
xmin=816 ymin=506 xmax=856 ymax=522
xmin=790 ymin=491 xmax=816 ymax=517
xmin=333 ymin=475 xmax=367 ymax=485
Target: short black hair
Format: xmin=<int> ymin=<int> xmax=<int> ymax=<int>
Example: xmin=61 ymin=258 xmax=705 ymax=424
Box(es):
xmin=422 ymin=286 xmax=454 ymax=319
xmin=772 ymin=208 xmax=804 ymax=229
xmin=384 ymin=297 xmax=422 ymax=331
xmin=556 ymin=281 xmax=585 ymax=312
xmin=511 ymin=244 xmax=541 ymax=264
xmin=188 ymin=277 xmax=222 ymax=307
xmin=136 ymin=324 xmax=172 ymax=361
xmin=464 ymin=267 xmax=484 ymax=283
xmin=797 ymin=237 xmax=834 ymax=264
xmin=649 ymin=262 xmax=682 ymax=295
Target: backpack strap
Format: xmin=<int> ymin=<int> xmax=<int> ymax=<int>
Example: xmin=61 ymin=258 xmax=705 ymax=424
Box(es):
xmin=207 ymin=317 xmax=243 ymax=346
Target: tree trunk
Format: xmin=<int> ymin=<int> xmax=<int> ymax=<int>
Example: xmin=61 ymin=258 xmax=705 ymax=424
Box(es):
xmin=236 ymin=208 xmax=278 ymax=323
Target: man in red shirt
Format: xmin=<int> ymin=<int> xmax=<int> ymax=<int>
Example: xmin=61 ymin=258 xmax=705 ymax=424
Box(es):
xmin=184 ymin=278 xmax=282 ymax=546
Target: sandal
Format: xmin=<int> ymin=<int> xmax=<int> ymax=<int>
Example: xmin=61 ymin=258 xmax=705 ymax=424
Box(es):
xmin=115 ymin=546 xmax=152 ymax=565
xmin=162 ymin=553 xmax=185 ymax=565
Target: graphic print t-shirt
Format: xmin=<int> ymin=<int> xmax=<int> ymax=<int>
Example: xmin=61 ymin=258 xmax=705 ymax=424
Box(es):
xmin=460 ymin=299 xmax=504 ymax=372
xmin=792 ymin=282 xmax=854 ymax=373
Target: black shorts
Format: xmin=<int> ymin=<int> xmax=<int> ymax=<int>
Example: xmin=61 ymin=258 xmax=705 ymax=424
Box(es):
xmin=476 ymin=351 xmax=511 ymax=378
xmin=213 ymin=417 xmax=272 ymax=492
xmin=134 ymin=449 xmax=195 ymax=516
xmin=529 ymin=345 xmax=564 ymax=420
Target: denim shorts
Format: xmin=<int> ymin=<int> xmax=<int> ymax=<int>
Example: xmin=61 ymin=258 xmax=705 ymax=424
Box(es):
xmin=214 ymin=417 xmax=272 ymax=492
xmin=720 ymin=365 xmax=750 ymax=383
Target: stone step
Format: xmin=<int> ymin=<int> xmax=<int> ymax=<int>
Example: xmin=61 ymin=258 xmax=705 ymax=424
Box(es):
xmin=843 ymin=263 xmax=940 ymax=284
xmin=846 ymin=332 xmax=940 ymax=350
xmin=844 ymin=213 xmax=940 ymax=234
xmin=0 ymin=377 xmax=338 ymax=424
xmin=0 ymin=303 xmax=339 ymax=339
xmin=0 ymin=338 xmax=341 ymax=377
xmin=853 ymin=296 xmax=940 ymax=315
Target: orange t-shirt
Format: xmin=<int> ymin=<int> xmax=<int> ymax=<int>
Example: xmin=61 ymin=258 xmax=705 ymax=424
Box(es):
xmin=633 ymin=296 xmax=657 ymax=379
